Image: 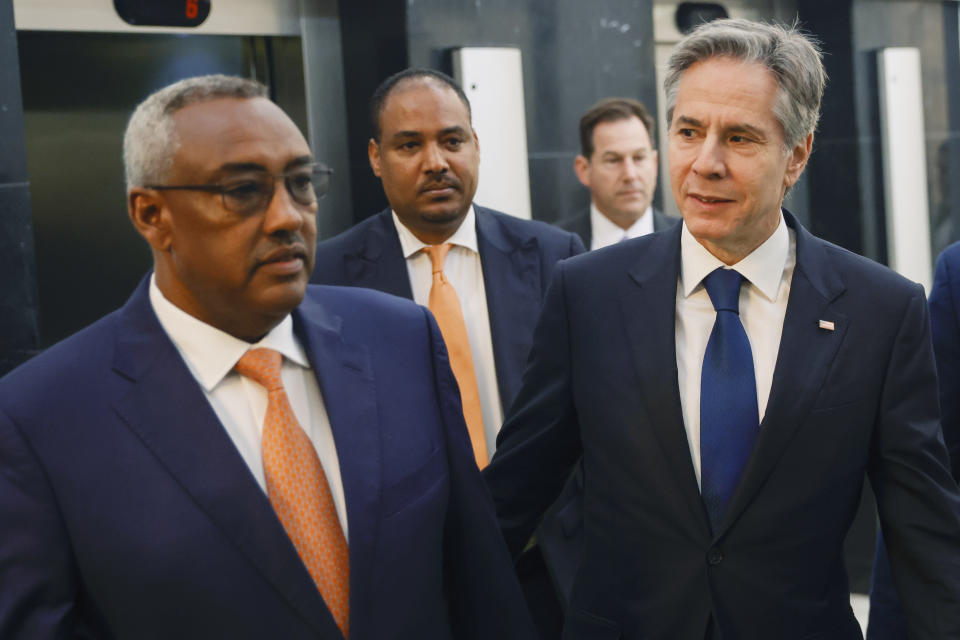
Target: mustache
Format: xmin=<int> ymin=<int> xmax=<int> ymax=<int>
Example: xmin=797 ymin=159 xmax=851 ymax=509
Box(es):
xmin=256 ymin=234 xmax=309 ymax=264
xmin=419 ymin=175 xmax=462 ymax=193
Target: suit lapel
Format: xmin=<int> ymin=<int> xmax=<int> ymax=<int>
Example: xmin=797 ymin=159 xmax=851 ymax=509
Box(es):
xmin=716 ymin=215 xmax=848 ymax=537
xmin=112 ymin=280 xmax=341 ymax=637
xmin=575 ymin=211 xmax=592 ymax=249
xmin=343 ymin=209 xmax=413 ymax=299
xmin=621 ymin=226 xmax=711 ymax=533
xmin=652 ymin=208 xmax=677 ymax=233
xmin=476 ymin=206 xmax=543 ymax=407
xmin=292 ymin=295 xmax=381 ymax=631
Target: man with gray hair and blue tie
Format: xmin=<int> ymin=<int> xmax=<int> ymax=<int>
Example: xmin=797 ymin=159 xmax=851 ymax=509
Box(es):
xmin=485 ymin=18 xmax=960 ymax=640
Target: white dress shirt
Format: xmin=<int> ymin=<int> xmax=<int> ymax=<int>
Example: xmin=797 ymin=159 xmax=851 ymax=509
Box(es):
xmin=590 ymin=202 xmax=655 ymax=250
xmin=392 ymin=207 xmax=504 ymax=458
xmin=675 ymin=213 xmax=795 ymax=487
xmin=148 ymin=275 xmax=349 ymax=538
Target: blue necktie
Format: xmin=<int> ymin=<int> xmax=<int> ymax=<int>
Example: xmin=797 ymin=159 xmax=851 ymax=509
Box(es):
xmin=700 ymin=268 xmax=759 ymax=530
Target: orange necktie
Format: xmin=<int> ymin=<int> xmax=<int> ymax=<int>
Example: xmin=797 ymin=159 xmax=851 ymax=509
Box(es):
xmin=235 ymin=348 xmax=350 ymax=638
xmin=422 ymin=244 xmax=489 ymax=468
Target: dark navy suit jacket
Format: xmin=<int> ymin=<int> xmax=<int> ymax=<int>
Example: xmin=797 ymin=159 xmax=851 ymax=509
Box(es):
xmin=868 ymin=241 xmax=960 ymax=640
xmin=311 ymin=205 xmax=584 ymax=412
xmin=484 ymin=213 xmax=960 ymax=640
xmin=545 ymin=206 xmax=678 ymax=607
xmin=312 ymin=205 xmax=584 ymax=635
xmin=0 ymin=278 xmax=536 ymax=640
xmin=556 ymin=207 xmax=675 ymax=250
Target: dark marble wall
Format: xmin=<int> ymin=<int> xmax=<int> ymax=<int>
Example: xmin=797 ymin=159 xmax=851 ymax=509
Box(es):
xmin=797 ymin=3 xmax=866 ymax=255
xmin=337 ymin=1 xmax=409 ymax=227
xmin=0 ymin=0 xmax=40 ymax=375
xmin=339 ymin=0 xmax=657 ymax=228
xmin=852 ymin=0 xmax=957 ymax=263
xmin=945 ymin=2 xmax=960 ymax=257
xmin=800 ymin=0 xmax=960 ymax=264
xmin=17 ymin=33 xmax=310 ymax=347
xmin=796 ymin=0 xmax=960 ymax=593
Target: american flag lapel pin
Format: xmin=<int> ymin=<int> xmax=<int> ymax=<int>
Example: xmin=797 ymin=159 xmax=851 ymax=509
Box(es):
xmin=818 ymin=319 xmax=835 ymax=331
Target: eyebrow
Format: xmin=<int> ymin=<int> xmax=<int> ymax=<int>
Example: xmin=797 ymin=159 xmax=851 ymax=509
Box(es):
xmin=673 ymin=115 xmax=703 ymax=129
xmin=218 ymin=162 xmax=267 ymax=173
xmin=216 ymin=155 xmax=315 ymax=175
xmin=601 ymin=148 xmax=649 ymax=158
xmin=440 ymin=126 xmax=469 ymax=137
xmin=726 ymin=124 xmax=767 ymax=140
xmin=388 ymin=126 xmax=469 ymax=142
xmin=286 ymin=155 xmax=316 ymax=170
xmin=390 ymin=131 xmax=422 ymax=142
xmin=674 ymin=115 xmax=767 ymax=140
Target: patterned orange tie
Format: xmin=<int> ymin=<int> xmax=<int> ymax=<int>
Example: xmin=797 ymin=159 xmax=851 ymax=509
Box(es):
xmin=422 ymin=244 xmax=489 ymax=468
xmin=235 ymin=348 xmax=350 ymax=638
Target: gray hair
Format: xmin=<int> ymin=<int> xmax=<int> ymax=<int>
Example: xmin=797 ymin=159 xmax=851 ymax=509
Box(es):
xmin=663 ymin=18 xmax=826 ymax=149
xmin=123 ymin=74 xmax=268 ymax=188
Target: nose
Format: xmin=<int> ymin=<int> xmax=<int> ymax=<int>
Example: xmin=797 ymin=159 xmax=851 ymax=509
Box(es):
xmin=623 ymin=157 xmax=642 ymax=181
xmin=423 ymin=141 xmax=449 ymax=175
xmin=690 ymin=136 xmax=726 ymax=179
xmin=263 ymin=177 xmax=308 ymax=235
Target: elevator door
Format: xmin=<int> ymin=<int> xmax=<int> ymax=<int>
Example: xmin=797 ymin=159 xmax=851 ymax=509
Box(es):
xmin=18 ymin=31 xmax=307 ymax=346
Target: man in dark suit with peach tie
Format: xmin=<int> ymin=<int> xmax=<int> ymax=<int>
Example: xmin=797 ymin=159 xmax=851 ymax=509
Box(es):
xmin=0 ymin=74 xmax=535 ymax=640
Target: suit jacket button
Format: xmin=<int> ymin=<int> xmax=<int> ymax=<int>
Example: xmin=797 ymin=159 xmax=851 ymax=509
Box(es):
xmin=707 ymin=547 xmax=723 ymax=565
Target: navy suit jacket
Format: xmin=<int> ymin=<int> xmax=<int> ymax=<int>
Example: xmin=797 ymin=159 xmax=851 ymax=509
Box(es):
xmin=543 ymin=206 xmax=677 ymax=606
xmin=484 ymin=213 xmax=960 ymax=640
xmin=0 ymin=278 xmax=536 ymax=640
xmin=312 ymin=205 xmax=583 ymax=635
xmin=311 ymin=204 xmax=584 ymax=412
xmin=556 ymin=207 xmax=675 ymax=250
xmin=868 ymin=241 xmax=960 ymax=640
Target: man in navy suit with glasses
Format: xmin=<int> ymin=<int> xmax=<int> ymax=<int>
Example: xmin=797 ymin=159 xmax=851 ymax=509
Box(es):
xmin=0 ymin=74 xmax=535 ymax=640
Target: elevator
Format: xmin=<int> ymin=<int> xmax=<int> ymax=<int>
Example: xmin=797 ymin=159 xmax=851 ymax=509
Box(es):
xmin=13 ymin=0 xmax=351 ymax=346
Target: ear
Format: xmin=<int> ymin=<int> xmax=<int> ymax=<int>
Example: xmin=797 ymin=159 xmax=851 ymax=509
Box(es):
xmin=650 ymin=148 xmax=659 ymax=182
xmin=368 ymin=138 xmax=382 ymax=177
xmin=472 ymin=128 xmax=480 ymax=156
xmin=574 ymin=155 xmax=592 ymax=188
xmin=784 ymin=132 xmax=813 ymax=188
xmin=128 ymin=188 xmax=173 ymax=252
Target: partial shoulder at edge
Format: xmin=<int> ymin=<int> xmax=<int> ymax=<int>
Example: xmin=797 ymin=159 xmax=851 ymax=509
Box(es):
xmin=475 ymin=204 xmax=582 ymax=244
xmin=818 ymin=239 xmax=924 ymax=296
xmin=937 ymin=241 xmax=960 ymax=268
xmin=314 ymin=209 xmax=389 ymax=253
xmin=304 ymin=283 xmax=423 ymax=320
xmin=0 ymin=309 xmax=124 ymax=408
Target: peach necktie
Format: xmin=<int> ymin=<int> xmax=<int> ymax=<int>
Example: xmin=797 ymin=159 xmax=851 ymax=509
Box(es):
xmin=235 ymin=348 xmax=350 ymax=638
xmin=422 ymin=244 xmax=489 ymax=468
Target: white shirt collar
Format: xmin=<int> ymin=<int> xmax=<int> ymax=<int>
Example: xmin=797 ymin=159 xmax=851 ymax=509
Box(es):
xmin=148 ymin=274 xmax=310 ymax=392
xmin=679 ymin=211 xmax=789 ymax=302
xmin=392 ymin=205 xmax=479 ymax=257
xmin=590 ymin=202 xmax=654 ymax=247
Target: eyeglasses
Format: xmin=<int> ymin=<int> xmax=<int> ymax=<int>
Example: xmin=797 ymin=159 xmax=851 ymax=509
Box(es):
xmin=145 ymin=162 xmax=333 ymax=216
